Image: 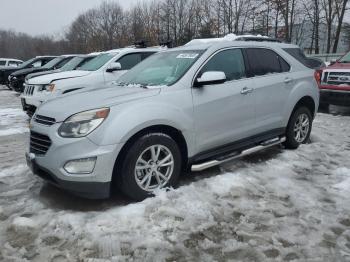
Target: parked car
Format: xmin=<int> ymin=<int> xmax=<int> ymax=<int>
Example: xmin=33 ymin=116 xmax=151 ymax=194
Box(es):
xmin=0 ymin=58 xmax=23 ymax=68
xmin=0 ymin=56 xmax=55 ymax=87
xmin=9 ymin=55 xmax=76 ymax=93
xmin=26 ymin=40 xmax=319 ymax=200
xmin=315 ymin=51 xmax=350 ymax=110
xmin=21 ymin=47 xmax=160 ymax=116
xmin=25 ymin=53 xmax=99 ymax=82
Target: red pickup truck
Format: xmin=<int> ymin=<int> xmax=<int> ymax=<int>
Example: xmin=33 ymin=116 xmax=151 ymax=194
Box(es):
xmin=315 ymin=51 xmax=350 ymax=110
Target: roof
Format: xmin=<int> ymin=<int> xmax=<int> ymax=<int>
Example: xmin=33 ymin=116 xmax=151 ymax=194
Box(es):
xmin=35 ymin=56 xmax=58 ymax=58
xmin=0 ymin=58 xmax=23 ymax=62
xmin=185 ymin=34 xmax=280 ymax=46
xmin=176 ymin=36 xmax=299 ymax=52
xmin=103 ymin=46 xmax=167 ymax=54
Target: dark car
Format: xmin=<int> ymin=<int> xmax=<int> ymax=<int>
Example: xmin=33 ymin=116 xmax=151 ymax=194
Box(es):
xmin=9 ymin=55 xmax=76 ymax=92
xmin=25 ymin=54 xmax=97 ymax=81
xmin=0 ymin=56 xmax=55 ymax=88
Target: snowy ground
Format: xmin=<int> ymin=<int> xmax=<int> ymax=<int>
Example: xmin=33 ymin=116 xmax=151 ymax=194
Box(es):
xmin=0 ymin=85 xmax=350 ymax=262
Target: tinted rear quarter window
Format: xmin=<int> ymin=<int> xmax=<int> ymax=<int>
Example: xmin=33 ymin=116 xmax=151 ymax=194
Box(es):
xmin=283 ymin=48 xmax=312 ymax=68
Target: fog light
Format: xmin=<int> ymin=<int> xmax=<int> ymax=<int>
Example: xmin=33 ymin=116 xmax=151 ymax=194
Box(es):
xmin=64 ymin=157 xmax=97 ymax=174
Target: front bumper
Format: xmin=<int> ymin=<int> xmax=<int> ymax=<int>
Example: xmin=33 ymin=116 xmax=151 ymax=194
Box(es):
xmin=26 ymin=154 xmax=111 ymax=199
xmin=320 ymin=89 xmax=350 ymax=106
xmin=26 ymin=123 xmax=124 ymax=199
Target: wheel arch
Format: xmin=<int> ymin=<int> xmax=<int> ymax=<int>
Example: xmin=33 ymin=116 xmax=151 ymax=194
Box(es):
xmin=291 ymin=96 xmax=316 ymax=118
xmin=112 ymin=124 xmax=189 ymax=184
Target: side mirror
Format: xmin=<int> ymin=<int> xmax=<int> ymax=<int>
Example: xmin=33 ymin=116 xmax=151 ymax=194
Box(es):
xmin=194 ymin=71 xmax=226 ymax=87
xmin=106 ymin=62 xmax=122 ymax=72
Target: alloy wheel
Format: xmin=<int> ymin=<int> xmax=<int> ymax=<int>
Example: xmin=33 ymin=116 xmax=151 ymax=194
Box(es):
xmin=134 ymin=144 xmax=174 ymax=191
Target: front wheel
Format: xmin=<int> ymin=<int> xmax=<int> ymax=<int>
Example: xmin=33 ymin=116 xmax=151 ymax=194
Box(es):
xmin=118 ymin=133 xmax=182 ymax=201
xmin=284 ymin=107 xmax=312 ymax=149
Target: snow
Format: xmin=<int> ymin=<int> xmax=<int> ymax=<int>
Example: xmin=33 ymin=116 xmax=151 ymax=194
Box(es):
xmin=185 ymin=33 xmax=270 ymax=46
xmin=0 ymin=102 xmax=28 ymax=137
xmin=0 ymin=85 xmax=350 ymax=261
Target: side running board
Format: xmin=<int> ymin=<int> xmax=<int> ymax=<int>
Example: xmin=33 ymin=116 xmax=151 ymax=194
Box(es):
xmin=191 ymin=137 xmax=286 ymax=172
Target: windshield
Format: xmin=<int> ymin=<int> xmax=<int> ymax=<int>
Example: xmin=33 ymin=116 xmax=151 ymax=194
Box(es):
xmin=117 ymin=50 xmax=204 ymax=86
xmin=41 ymin=57 xmax=62 ymax=69
xmin=339 ymin=52 xmax=350 ymax=63
xmin=79 ymin=52 xmax=117 ymax=71
xmin=60 ymin=56 xmax=92 ymax=71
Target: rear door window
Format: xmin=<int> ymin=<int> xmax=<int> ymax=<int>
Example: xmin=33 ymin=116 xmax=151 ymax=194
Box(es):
xmin=200 ymin=49 xmax=246 ymax=81
xmin=245 ymin=48 xmax=289 ymax=76
xmin=117 ymin=53 xmax=142 ymax=70
xmin=0 ymin=60 xmax=6 ymax=66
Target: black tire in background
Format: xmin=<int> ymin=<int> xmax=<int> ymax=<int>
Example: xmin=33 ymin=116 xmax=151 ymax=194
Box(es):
xmin=118 ymin=133 xmax=182 ymax=201
xmin=284 ymin=107 xmax=312 ymax=149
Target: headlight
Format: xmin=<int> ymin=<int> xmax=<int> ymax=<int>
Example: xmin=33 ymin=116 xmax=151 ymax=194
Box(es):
xmin=40 ymin=84 xmax=55 ymax=92
xmin=58 ymin=108 xmax=110 ymax=138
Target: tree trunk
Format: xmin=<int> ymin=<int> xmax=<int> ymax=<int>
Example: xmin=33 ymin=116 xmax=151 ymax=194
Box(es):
xmin=332 ymin=0 xmax=348 ymax=53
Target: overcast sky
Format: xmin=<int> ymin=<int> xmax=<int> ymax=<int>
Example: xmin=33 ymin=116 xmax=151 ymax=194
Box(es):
xmin=0 ymin=0 xmax=152 ymax=36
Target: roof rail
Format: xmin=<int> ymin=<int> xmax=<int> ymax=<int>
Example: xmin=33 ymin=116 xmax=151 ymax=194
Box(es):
xmin=236 ymin=36 xmax=282 ymax=43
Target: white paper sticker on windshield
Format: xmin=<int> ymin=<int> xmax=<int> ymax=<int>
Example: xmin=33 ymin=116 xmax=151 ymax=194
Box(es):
xmin=176 ymin=53 xmax=199 ymax=59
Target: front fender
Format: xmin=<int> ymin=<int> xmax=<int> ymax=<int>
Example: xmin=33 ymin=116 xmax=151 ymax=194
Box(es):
xmin=88 ymin=90 xmax=196 ymax=156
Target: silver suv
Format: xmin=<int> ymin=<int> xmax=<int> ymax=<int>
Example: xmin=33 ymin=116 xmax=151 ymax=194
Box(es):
xmin=26 ymin=41 xmax=319 ymax=200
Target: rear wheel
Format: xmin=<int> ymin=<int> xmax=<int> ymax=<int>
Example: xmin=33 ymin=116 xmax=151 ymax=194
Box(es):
xmin=284 ymin=107 xmax=312 ymax=149
xmin=118 ymin=133 xmax=182 ymax=201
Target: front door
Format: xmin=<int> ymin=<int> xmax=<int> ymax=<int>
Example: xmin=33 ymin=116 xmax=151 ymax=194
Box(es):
xmin=192 ymin=48 xmax=256 ymax=153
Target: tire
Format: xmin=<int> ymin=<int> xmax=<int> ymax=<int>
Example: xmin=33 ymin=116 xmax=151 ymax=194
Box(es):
xmin=118 ymin=133 xmax=182 ymax=201
xmin=284 ymin=107 xmax=312 ymax=149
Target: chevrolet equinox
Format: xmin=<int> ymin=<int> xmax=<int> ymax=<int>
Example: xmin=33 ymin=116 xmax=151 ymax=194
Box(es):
xmin=26 ymin=41 xmax=319 ymax=200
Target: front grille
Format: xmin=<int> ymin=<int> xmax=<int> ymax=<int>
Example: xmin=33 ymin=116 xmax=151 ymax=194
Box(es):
xmin=324 ymin=72 xmax=350 ymax=85
xmin=329 ymin=72 xmax=350 ymax=76
xmin=34 ymin=115 xmax=56 ymax=126
xmin=30 ymin=131 xmax=52 ymax=155
xmin=24 ymin=85 xmax=35 ymax=96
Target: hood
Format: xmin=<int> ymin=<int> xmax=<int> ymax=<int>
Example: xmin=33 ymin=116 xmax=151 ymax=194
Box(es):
xmin=11 ymin=67 xmax=45 ymax=77
xmin=26 ymin=69 xmax=60 ymax=80
xmin=28 ymin=70 xmax=91 ymax=85
xmin=37 ymin=85 xmax=161 ymax=122
xmin=326 ymin=62 xmax=350 ymax=70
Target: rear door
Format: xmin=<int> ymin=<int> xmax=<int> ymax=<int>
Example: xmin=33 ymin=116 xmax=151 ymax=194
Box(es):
xmin=244 ymin=48 xmax=292 ymax=134
xmin=192 ymin=48 xmax=256 ymax=153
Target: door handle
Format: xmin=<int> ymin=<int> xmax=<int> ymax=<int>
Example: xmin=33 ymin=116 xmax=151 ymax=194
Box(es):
xmin=241 ymin=87 xmax=253 ymax=95
xmin=284 ymin=77 xmax=293 ymax=84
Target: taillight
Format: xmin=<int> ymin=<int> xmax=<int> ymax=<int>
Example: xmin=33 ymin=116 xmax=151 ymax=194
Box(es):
xmin=314 ymin=70 xmax=322 ymax=86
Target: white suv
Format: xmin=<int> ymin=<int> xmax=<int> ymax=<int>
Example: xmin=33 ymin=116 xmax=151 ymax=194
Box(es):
xmin=0 ymin=58 xmax=23 ymax=68
xmin=27 ymin=40 xmax=319 ymax=200
xmin=21 ymin=47 xmax=162 ymax=115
